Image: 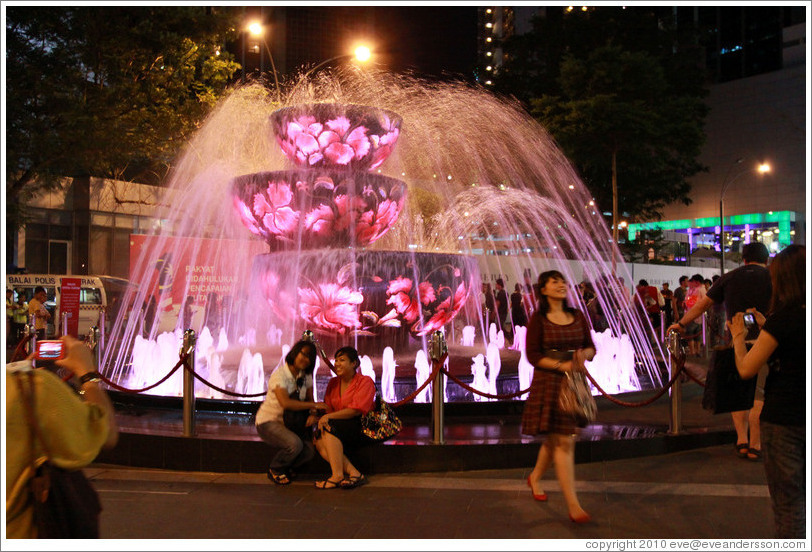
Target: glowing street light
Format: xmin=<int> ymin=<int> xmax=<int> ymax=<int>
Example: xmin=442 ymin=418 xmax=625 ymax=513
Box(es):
xmin=719 ymin=158 xmax=772 ymax=275
xmin=288 ymin=45 xmax=374 ymax=100
xmin=354 ymin=45 xmax=371 ymax=62
xmin=246 ymin=20 xmax=281 ymax=101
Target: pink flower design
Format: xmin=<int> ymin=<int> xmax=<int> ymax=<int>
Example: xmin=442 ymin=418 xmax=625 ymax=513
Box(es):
xmin=355 ymin=197 xmax=404 ymax=244
xmin=254 ymin=181 xmax=300 ymax=237
xmin=304 ymin=204 xmax=335 ymax=237
xmin=386 ymin=277 xmax=420 ymax=323
xmin=233 ymin=197 xmax=265 ymax=237
xmin=369 ymin=117 xmax=401 ymax=169
xmin=278 ymin=114 xmax=373 ymax=167
xmin=418 ymin=282 xmax=470 ymax=336
xmin=298 ymin=283 xmax=363 ymax=334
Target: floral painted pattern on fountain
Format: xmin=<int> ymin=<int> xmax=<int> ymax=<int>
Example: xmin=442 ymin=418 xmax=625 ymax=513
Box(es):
xmin=230 ymin=170 xmax=406 ymax=249
xmin=271 ymin=104 xmax=402 ymax=171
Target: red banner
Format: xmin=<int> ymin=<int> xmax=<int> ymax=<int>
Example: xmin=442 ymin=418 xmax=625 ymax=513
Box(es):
xmin=129 ymin=235 xmax=266 ymax=332
xmin=60 ymin=278 xmax=82 ymax=337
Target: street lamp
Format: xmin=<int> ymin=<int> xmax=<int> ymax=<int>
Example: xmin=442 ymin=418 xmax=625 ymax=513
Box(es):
xmin=719 ymin=158 xmax=771 ymax=275
xmin=247 ymin=20 xmax=281 ymax=102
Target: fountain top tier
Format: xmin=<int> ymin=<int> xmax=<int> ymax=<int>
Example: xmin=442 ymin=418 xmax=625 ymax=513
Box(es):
xmin=271 ymin=103 xmax=402 ymax=171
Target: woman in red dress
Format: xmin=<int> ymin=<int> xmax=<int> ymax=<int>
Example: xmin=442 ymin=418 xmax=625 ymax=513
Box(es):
xmin=522 ymin=270 xmax=596 ymax=523
xmin=313 ymin=346 xmax=376 ymax=489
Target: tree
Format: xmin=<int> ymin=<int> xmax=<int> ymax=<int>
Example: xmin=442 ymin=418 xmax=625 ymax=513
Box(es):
xmin=494 ymin=7 xmax=708 ymax=223
xmin=5 ymin=6 xmax=242 ymax=238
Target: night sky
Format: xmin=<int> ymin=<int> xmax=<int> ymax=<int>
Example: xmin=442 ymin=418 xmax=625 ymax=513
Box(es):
xmin=370 ymin=6 xmax=479 ymax=80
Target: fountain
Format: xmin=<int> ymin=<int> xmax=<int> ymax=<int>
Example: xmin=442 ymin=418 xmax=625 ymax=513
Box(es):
xmin=104 ymin=68 xmax=666 ymax=403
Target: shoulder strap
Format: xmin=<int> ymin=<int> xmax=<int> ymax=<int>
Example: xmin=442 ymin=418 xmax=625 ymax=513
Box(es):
xmin=15 ymin=371 xmax=52 ymax=463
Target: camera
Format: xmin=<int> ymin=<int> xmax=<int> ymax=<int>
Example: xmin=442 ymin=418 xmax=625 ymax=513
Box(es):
xmin=742 ymin=312 xmax=756 ymax=330
xmin=35 ymin=340 xmax=65 ymax=361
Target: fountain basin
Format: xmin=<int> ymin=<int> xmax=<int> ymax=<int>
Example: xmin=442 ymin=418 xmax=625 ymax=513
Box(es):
xmin=271 ymin=103 xmax=402 ymax=171
xmin=231 ymin=170 xmax=406 ymax=249
xmin=252 ymin=249 xmax=478 ymax=340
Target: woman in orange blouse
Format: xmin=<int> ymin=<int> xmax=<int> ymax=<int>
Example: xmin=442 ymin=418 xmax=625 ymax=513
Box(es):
xmin=313 ymin=346 xmax=376 ymax=489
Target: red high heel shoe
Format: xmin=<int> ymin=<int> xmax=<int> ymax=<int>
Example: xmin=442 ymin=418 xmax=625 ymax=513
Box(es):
xmin=569 ymin=511 xmax=591 ymax=524
xmin=526 ymin=475 xmax=548 ymax=502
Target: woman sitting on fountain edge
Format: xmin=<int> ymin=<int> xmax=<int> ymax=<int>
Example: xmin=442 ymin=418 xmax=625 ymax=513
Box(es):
xmin=255 ymin=340 xmax=326 ymax=485
xmin=313 ymin=346 xmax=376 ymax=489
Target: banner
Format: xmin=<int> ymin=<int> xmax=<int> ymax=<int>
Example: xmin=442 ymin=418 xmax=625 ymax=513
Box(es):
xmin=59 ymin=278 xmax=82 ymax=337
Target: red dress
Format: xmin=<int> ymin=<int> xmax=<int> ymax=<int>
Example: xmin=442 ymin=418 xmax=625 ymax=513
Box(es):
xmin=521 ymin=309 xmax=594 ymax=436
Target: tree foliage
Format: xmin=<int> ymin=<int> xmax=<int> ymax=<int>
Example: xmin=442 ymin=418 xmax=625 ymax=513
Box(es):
xmin=5 ymin=6 xmax=242 ymax=226
xmin=494 ymin=7 xmax=709 ymax=222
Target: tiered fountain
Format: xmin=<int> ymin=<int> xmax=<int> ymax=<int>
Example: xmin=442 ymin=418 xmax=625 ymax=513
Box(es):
xmin=103 ymin=69 xmax=666 ymax=404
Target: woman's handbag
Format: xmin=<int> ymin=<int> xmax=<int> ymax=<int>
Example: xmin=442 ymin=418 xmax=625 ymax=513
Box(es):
xmin=558 ymin=370 xmax=597 ymax=428
xmin=702 ymin=347 xmax=757 ymax=414
xmin=15 ymin=371 xmax=102 ymax=538
xmin=361 ymin=394 xmax=403 ymax=442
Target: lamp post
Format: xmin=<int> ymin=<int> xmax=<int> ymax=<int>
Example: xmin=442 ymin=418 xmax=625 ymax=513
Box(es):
xmin=247 ymin=20 xmax=281 ymax=102
xmin=719 ymin=159 xmax=771 ymax=275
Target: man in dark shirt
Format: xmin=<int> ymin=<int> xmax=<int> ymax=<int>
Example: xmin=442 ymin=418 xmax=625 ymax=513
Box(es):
xmin=494 ymin=278 xmax=510 ymax=341
xmin=668 ymin=242 xmax=771 ymax=460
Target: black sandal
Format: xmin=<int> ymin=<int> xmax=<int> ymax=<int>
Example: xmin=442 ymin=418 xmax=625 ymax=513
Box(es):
xmin=314 ymin=477 xmax=343 ymax=490
xmin=268 ymin=470 xmax=291 ymax=485
xmin=339 ymin=474 xmax=367 ymax=489
xmin=735 ymin=442 xmax=749 ymax=458
xmin=746 ymin=448 xmax=762 ymax=461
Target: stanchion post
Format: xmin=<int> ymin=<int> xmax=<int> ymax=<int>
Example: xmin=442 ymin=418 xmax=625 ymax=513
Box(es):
xmin=182 ymin=329 xmax=197 ymax=437
xmin=99 ymin=307 xmax=106 ymax=358
xmin=429 ymin=331 xmax=447 ymax=445
xmin=666 ymin=330 xmax=683 ymax=435
xmin=701 ymin=312 xmax=709 ymax=358
xmin=61 ymin=312 xmax=68 ymax=337
xmin=88 ymin=326 xmax=101 ymax=368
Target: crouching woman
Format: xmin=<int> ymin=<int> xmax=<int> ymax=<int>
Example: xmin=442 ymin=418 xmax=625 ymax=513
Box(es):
xmin=313 ymin=346 xmax=376 ymax=490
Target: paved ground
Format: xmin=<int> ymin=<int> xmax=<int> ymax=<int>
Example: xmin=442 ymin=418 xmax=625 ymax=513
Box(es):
xmin=85 ymin=443 xmax=788 ymax=542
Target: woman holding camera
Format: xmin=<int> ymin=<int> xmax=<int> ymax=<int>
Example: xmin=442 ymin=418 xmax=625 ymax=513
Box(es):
xmin=728 ymin=244 xmax=805 ymax=538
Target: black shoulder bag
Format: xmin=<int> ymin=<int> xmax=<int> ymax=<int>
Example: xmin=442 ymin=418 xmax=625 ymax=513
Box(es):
xmin=282 ymin=375 xmax=310 ymax=438
xmin=15 ymin=371 xmax=102 ymax=539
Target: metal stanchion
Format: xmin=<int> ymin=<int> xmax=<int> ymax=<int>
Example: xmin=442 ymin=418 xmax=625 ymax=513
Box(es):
xmin=182 ymin=329 xmax=197 ymax=437
xmin=99 ymin=307 xmax=106 ymax=359
xmin=429 ymin=330 xmax=447 ymax=445
xmin=701 ymin=312 xmax=709 ymax=358
xmin=666 ymin=330 xmax=684 ymax=435
xmin=88 ymin=326 xmax=101 ymax=368
xmin=61 ymin=313 xmax=68 ymax=337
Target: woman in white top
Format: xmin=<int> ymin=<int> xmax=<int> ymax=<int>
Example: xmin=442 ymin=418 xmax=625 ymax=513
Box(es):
xmin=255 ymin=340 xmax=326 ymax=485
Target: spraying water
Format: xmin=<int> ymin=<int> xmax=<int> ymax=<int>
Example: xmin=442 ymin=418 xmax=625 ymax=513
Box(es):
xmin=104 ymin=68 xmax=665 ymax=400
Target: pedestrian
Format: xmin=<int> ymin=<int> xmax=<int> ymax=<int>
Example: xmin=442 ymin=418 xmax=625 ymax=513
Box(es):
xmin=522 ymin=270 xmax=596 ymax=523
xmin=313 ymin=346 xmax=376 ymax=489
xmin=6 ymin=335 xmax=119 ymax=538
xmin=728 ymin=244 xmax=805 ymax=538
xmin=27 ymin=286 xmax=51 ymax=340
xmin=494 ymin=278 xmax=510 ymax=340
xmin=668 ymin=243 xmax=771 ymax=460
xmin=510 ymin=283 xmax=528 ymax=330
xmin=660 ymin=282 xmax=674 ymax=328
xmin=6 ymin=288 xmax=14 ymax=343
xmin=255 ymin=340 xmax=325 ymax=485
xmin=12 ymin=290 xmax=29 ymax=344
xmin=481 ymin=282 xmax=496 ymax=328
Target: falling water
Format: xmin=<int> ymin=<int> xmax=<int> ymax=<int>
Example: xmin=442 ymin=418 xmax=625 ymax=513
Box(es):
xmin=104 ymin=67 xmax=666 ymax=401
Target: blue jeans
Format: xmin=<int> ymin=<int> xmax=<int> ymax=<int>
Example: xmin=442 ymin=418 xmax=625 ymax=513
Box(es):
xmin=256 ymin=420 xmax=314 ymax=473
xmin=761 ymin=421 xmax=806 ymax=538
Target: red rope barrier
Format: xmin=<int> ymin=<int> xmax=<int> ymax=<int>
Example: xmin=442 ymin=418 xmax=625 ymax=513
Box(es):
xmin=387 ymin=355 xmax=445 ymax=408
xmin=98 ymin=354 xmax=187 ymax=393
xmin=682 ymin=367 xmax=707 ymax=388
xmin=582 ymin=356 xmax=686 ymax=407
xmin=181 ymin=361 xmax=267 ymax=398
xmin=440 ymin=367 xmax=531 ymax=400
